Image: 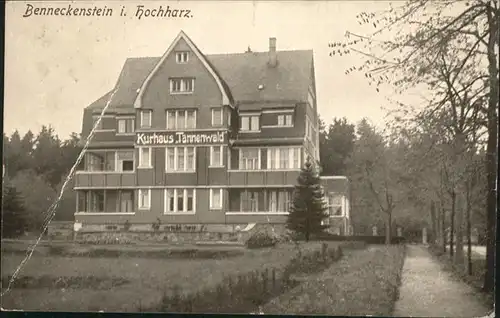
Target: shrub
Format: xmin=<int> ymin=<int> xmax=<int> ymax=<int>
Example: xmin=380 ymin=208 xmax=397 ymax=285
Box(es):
xmin=123 ymin=220 xmax=131 ymax=231
xmin=315 ymin=234 xmax=405 ymax=245
xmin=261 ymin=245 xmax=406 ymax=316
xmin=152 ymin=218 xmax=161 ymax=231
xmin=246 ymin=232 xmax=278 ymax=249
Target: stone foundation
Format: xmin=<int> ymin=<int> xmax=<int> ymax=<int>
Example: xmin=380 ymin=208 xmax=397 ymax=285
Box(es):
xmin=69 ymin=221 xmax=348 ymax=244
xmin=73 ymin=223 xmax=253 ymax=244
xmin=76 ymin=231 xmax=244 ymax=244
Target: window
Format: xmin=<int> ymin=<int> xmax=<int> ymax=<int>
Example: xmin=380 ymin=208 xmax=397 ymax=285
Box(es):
xmin=140 ymin=110 xmax=152 ymax=128
xmin=212 ymin=108 xmax=223 ymax=127
xmin=138 ymin=189 xmax=151 ymax=210
xmin=178 ymin=111 xmax=186 ymax=129
xmin=268 ymin=190 xmax=291 ymax=212
xmin=89 ymin=190 xmax=105 ymax=212
xmin=86 ymin=152 xmax=115 ymax=171
xmin=138 ymin=147 xmax=152 ymax=168
xmin=239 ymin=148 xmax=260 ymax=170
xmin=279 ymin=148 xmax=288 ymax=168
xmin=165 ymin=147 xmax=196 ymax=172
xmin=117 ymin=150 xmax=134 ymax=172
xmin=117 ymin=118 xmax=134 ymax=134
xmin=210 ymin=146 xmax=224 ymax=167
xmin=186 ymin=147 xmax=195 ymax=170
xmin=166 ymin=110 xmax=196 ymax=130
xmin=305 ymin=116 xmax=316 ymax=143
xmin=277 ymin=114 xmax=293 ymax=127
xmin=293 ymin=148 xmax=300 ymax=168
xmin=176 ymin=51 xmax=189 ymax=63
xmin=186 ymin=110 xmax=196 ymax=129
xmin=240 ymin=115 xmax=260 ymax=132
xmin=165 ymin=189 xmax=195 ymax=213
xmin=119 ymin=190 xmax=134 ymax=212
xmin=269 ymin=191 xmax=277 ymax=212
xmin=267 ymin=147 xmax=301 ymax=169
xmin=241 ymin=116 xmax=249 ymax=130
xmin=328 ymin=193 xmax=343 ymax=216
xmin=240 ymin=190 xmax=259 ymax=212
xmin=210 ymin=188 xmax=223 ymax=210
xmin=170 ymin=78 xmax=195 ymax=94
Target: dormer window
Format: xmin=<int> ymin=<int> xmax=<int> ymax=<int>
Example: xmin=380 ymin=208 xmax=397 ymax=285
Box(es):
xmin=176 ymin=51 xmax=189 ymax=63
xmin=117 ymin=117 xmax=135 ymax=134
xmin=240 ymin=113 xmax=260 ymax=132
xmin=170 ymin=78 xmax=195 ymax=94
xmin=277 ymin=114 xmax=293 ymax=127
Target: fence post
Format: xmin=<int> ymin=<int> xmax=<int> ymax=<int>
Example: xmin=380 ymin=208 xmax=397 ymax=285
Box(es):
xmin=272 ymin=268 xmax=276 ymax=289
xmin=262 ymin=269 xmax=268 ymax=293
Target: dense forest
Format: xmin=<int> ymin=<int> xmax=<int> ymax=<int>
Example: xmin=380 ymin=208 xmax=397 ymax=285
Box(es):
xmin=2 ymin=126 xmax=82 ymax=235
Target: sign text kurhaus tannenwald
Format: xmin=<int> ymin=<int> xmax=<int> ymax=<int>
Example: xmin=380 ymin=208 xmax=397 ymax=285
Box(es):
xmin=136 ymin=131 xmax=227 ymax=146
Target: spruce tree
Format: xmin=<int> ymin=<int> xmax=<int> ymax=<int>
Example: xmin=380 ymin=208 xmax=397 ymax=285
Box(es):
xmin=2 ymin=183 xmax=28 ymax=238
xmin=287 ymin=158 xmax=329 ymax=241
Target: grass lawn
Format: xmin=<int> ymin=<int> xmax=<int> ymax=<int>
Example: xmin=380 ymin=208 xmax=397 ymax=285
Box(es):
xmin=261 ymin=245 xmax=406 ymax=316
xmin=1 ymin=241 xmax=330 ymax=312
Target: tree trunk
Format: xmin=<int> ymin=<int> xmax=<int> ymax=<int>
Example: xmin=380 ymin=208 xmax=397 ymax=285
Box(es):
xmin=385 ymin=210 xmax=392 ymax=245
xmin=439 ymin=169 xmax=447 ymax=253
xmin=430 ymin=201 xmax=437 ymax=245
xmin=483 ymin=2 xmax=498 ymax=294
xmin=450 ymin=191 xmax=456 ymax=257
xmin=441 ymin=208 xmax=447 ymax=253
xmin=436 ymin=204 xmax=442 ymax=247
xmin=305 ymin=219 xmax=310 ymax=242
xmin=466 ymin=182 xmax=472 ymax=276
xmin=455 ymin=193 xmax=464 ymax=266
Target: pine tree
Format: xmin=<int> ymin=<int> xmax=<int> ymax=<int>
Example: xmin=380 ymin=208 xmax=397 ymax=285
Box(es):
xmin=287 ymin=158 xmax=329 ymax=241
xmin=2 ymin=183 xmax=28 ymax=238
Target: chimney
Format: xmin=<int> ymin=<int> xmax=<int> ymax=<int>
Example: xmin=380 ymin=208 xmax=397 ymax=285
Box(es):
xmin=268 ymin=37 xmax=277 ymax=67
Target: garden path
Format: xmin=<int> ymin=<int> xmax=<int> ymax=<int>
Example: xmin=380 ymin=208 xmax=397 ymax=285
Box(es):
xmin=393 ymin=245 xmax=492 ymax=318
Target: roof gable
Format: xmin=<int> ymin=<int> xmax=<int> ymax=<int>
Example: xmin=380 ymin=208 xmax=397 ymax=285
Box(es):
xmin=85 ymin=41 xmax=314 ymax=111
xmin=133 ymin=31 xmax=233 ymax=109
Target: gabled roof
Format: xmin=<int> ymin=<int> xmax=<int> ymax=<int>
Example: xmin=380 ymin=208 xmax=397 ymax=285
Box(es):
xmin=134 ymin=31 xmax=233 ymax=108
xmin=86 ymin=33 xmax=314 ymax=110
xmin=208 ymin=50 xmax=313 ymax=104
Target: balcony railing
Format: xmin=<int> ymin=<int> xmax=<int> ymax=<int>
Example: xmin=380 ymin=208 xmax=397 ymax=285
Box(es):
xmin=227 ymin=169 xmax=300 ymax=186
xmin=74 ymin=171 xmax=135 ymax=188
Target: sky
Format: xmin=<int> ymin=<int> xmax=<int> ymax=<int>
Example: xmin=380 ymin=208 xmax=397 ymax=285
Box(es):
xmin=4 ymin=0 xmax=407 ymax=140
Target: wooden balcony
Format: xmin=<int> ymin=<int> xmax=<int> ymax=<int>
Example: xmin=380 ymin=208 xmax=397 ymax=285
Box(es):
xmin=227 ymin=170 xmax=299 ymax=187
xmin=74 ymin=171 xmax=136 ymax=188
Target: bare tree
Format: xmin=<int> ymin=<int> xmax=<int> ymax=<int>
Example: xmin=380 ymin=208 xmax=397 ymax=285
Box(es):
xmin=332 ymin=0 xmax=498 ymax=291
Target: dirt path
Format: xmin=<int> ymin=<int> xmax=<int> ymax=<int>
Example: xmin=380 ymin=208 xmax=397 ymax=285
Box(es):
xmin=394 ymin=245 xmax=491 ymax=318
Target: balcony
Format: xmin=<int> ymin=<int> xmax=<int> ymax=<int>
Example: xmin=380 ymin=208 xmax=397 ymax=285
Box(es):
xmin=75 ymin=189 xmax=135 ymax=215
xmin=75 ymin=150 xmax=136 ymax=188
xmin=75 ymin=171 xmax=135 ymax=188
xmin=227 ymin=169 xmax=300 ymax=187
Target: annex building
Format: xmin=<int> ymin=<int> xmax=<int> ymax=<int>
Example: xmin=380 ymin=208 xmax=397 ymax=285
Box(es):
xmin=73 ymin=31 xmax=351 ymax=237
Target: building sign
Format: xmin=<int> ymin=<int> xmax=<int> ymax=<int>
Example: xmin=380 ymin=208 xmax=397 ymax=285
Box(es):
xmin=164 ymin=224 xmax=207 ymax=233
xmin=136 ymin=131 xmax=227 ymax=146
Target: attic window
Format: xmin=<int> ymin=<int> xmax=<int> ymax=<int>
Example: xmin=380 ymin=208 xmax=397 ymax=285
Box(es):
xmin=176 ymin=52 xmax=189 ymax=64
xmin=170 ymin=78 xmax=195 ymax=94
